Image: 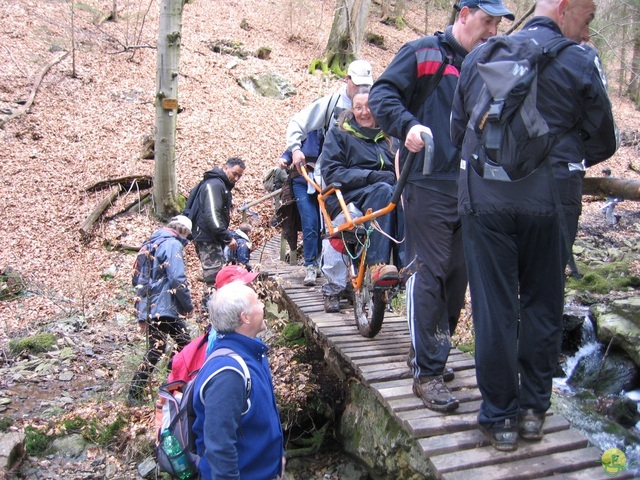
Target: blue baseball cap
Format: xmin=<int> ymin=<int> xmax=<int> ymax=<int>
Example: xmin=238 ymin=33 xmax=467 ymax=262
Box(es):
xmin=459 ymin=0 xmax=515 ymax=20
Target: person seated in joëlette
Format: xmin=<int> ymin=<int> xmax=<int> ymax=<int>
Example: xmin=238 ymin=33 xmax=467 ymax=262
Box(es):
xmin=321 ymin=85 xmax=403 ymax=285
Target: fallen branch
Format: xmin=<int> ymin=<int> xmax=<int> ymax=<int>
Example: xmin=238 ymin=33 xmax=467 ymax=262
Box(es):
xmin=0 ymin=51 xmax=68 ymax=128
xmin=103 ymin=239 xmax=141 ymax=252
xmin=105 ymin=191 xmax=152 ymax=220
xmin=80 ymin=185 xmax=122 ymax=238
xmin=86 ymin=175 xmax=152 ymax=192
xmin=583 ymin=176 xmax=640 ymax=200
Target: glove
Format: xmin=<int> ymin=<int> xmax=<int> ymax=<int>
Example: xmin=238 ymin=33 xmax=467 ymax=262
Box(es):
xmin=367 ymin=170 xmax=395 ymax=185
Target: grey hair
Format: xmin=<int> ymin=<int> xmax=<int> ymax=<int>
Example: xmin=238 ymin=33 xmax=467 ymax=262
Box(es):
xmin=208 ymin=281 xmax=254 ymax=333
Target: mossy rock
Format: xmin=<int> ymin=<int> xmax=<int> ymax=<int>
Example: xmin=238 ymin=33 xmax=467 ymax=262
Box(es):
xmin=9 ymin=333 xmax=57 ymax=356
xmin=0 ymin=267 xmax=26 ymax=301
xmin=283 ymin=322 xmax=304 ymax=341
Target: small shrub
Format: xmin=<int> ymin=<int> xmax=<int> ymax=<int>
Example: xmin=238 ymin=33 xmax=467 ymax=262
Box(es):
xmin=0 ymin=416 xmax=13 ymax=432
xmin=25 ymin=426 xmax=54 ymax=456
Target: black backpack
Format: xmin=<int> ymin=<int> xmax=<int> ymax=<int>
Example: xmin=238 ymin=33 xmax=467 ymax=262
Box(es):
xmin=156 ymin=348 xmax=251 ymax=479
xmin=466 ymin=35 xmax=575 ymax=181
xmin=182 ymin=181 xmax=205 ymax=225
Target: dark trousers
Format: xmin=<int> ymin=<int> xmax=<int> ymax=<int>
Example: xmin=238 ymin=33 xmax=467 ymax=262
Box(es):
xmin=130 ymin=316 xmax=191 ymax=398
xmin=462 ymin=212 xmax=564 ymax=425
xmin=338 ymin=183 xmax=398 ymax=265
xmin=404 ymin=185 xmax=467 ymax=379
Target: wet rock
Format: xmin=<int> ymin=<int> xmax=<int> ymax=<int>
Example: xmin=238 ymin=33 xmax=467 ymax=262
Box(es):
xmin=50 ymin=433 xmax=86 ymax=459
xmin=593 ymin=298 xmax=640 ymax=366
xmin=567 ymin=348 xmax=639 ymax=395
xmin=0 ymin=432 xmax=26 ymax=475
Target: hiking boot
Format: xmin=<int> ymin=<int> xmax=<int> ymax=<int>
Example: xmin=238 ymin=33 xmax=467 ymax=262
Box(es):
xmin=303 ymin=265 xmax=317 ymax=286
xmin=478 ymin=418 xmax=518 ymax=452
xmin=370 ymin=263 xmax=399 ymax=287
xmin=518 ymin=409 xmax=545 ymax=441
xmin=324 ymin=295 xmax=340 ymax=313
xmin=413 ymin=375 xmax=459 ymax=412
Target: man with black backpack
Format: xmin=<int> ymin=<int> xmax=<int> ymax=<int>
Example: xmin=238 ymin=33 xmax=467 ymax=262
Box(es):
xmin=451 ymin=0 xmax=618 ymax=452
xmin=129 ymin=215 xmax=194 ymax=405
xmin=186 ymin=157 xmax=246 ymax=287
xmin=369 ymin=0 xmax=514 ymax=414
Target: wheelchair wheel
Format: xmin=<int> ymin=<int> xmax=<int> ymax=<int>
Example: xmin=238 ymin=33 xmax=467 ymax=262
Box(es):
xmin=353 ymin=265 xmax=386 ymax=338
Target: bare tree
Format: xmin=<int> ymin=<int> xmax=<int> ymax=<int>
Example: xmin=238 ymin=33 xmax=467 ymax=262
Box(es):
xmin=153 ymin=0 xmax=183 ymax=218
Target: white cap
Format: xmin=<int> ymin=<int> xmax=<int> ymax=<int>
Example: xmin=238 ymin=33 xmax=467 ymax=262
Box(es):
xmin=171 ymin=215 xmax=192 ymax=232
xmin=347 ymin=60 xmax=373 ymax=86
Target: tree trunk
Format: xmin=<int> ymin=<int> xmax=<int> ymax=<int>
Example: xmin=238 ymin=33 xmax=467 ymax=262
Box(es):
xmin=631 ymin=1 xmax=640 ymax=107
xmin=324 ymin=0 xmax=371 ymax=75
xmin=153 ymin=0 xmax=183 ymax=219
xmin=583 ymin=177 xmax=640 ymax=200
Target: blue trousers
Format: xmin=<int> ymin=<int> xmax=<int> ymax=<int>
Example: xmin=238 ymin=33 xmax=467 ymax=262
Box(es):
xmin=292 ymin=180 xmax=321 ymax=267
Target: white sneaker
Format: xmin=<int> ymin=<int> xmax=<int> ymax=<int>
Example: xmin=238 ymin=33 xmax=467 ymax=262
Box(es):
xmin=303 ymin=265 xmax=317 ymax=286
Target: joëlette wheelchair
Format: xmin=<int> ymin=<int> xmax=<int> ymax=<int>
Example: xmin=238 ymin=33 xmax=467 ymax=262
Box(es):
xmin=299 ymin=132 xmax=433 ymax=338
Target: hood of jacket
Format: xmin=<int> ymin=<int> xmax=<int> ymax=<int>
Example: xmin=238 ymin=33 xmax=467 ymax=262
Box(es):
xmin=203 ymin=166 xmax=234 ymax=190
xmin=148 ymin=227 xmax=187 ymax=247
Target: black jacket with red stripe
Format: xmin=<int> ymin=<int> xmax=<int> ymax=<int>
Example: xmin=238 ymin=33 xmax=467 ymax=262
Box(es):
xmin=369 ymin=26 xmax=468 ymax=197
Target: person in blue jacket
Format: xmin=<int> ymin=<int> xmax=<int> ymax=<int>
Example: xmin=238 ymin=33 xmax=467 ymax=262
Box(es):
xmin=192 ymin=282 xmax=285 ymax=480
xmin=129 ymin=215 xmax=194 ymax=404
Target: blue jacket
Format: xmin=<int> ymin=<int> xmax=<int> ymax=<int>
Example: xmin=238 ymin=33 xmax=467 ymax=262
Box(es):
xmin=135 ymin=227 xmax=192 ymax=322
xmin=192 ymin=333 xmax=284 ymax=480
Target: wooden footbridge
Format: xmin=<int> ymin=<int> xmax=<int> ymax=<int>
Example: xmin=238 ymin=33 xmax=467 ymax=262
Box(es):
xmin=260 ymin=237 xmax=634 ymax=480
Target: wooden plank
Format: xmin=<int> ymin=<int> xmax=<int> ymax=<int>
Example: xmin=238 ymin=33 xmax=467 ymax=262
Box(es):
xmin=418 ymin=413 xmax=570 ymax=457
xmin=432 ymin=428 xmax=588 ymax=474
xmin=442 ymin=446 xmax=604 ymax=480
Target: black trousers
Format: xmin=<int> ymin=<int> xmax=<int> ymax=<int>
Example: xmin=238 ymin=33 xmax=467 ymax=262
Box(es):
xmin=130 ymin=316 xmax=191 ymax=397
xmin=462 ymin=212 xmax=564 ymax=426
xmin=404 ymin=185 xmax=468 ymax=379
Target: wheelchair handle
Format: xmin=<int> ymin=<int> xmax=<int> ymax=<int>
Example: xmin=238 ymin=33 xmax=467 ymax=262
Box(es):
xmin=390 ymin=131 xmax=434 ymax=206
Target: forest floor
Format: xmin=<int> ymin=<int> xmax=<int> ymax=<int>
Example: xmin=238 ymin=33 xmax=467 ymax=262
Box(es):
xmin=1 ymin=0 xmax=640 ymax=478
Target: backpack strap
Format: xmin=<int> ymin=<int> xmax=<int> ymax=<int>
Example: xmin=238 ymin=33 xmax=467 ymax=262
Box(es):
xmin=409 ymin=37 xmax=452 ymax=117
xmin=323 ymin=92 xmax=341 ymax=134
xmin=198 ymin=348 xmax=252 ymax=414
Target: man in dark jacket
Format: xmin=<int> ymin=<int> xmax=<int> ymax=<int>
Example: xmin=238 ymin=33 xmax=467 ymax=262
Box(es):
xmin=451 ymin=0 xmax=618 ymax=451
xmin=129 ymin=215 xmax=194 ymax=404
xmin=368 ymin=0 xmax=514 ymax=413
xmin=193 ymin=157 xmax=246 ymax=286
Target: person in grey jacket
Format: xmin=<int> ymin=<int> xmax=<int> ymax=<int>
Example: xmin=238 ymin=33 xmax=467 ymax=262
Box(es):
xmin=128 ymin=215 xmax=194 ymax=404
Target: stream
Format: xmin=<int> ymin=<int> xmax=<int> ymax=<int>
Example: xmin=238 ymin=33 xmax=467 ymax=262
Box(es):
xmin=552 ymin=308 xmax=640 ymax=476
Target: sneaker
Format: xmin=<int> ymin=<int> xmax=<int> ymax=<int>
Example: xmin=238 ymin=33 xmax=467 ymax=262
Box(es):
xmin=324 ymin=295 xmax=340 ymax=313
xmin=303 ymin=265 xmax=317 ymax=286
xmin=479 ymin=418 xmax=518 ymax=452
xmin=518 ymin=409 xmax=545 ymax=441
xmin=370 ymin=263 xmax=399 ymax=287
xmin=413 ymin=375 xmax=459 ymax=412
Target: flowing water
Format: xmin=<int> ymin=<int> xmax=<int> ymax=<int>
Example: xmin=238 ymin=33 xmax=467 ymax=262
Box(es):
xmin=553 ymin=313 xmax=640 ymax=475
